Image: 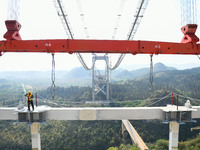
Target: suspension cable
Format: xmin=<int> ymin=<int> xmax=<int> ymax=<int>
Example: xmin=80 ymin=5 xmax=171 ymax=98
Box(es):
xmin=75 ymin=0 xmax=92 ymax=70
xmin=76 ymin=0 xmax=89 ymax=38
xmin=76 ymin=53 xmax=92 ymax=70
xmin=53 ymin=0 xmax=92 ymax=70
xmin=51 ymin=53 xmax=56 ymax=100
xmin=112 ymin=0 xmax=126 ymax=40
xmin=54 ymin=0 xmax=73 ymax=39
xmin=109 ymin=0 xmax=149 ymax=70
xmin=108 ymin=54 xmax=125 ymax=70
xmin=109 ymin=0 xmax=126 ymax=70
xmin=0 ymin=52 xmax=5 ymax=57
xmin=197 ymin=55 xmax=200 ymax=60
xmin=149 ymin=54 xmax=154 ymax=96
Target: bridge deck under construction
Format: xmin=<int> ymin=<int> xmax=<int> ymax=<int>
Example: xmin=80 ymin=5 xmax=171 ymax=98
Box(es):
xmin=1 ymin=105 xmax=199 ymax=121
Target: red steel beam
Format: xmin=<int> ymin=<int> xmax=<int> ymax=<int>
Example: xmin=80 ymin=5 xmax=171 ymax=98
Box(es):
xmin=0 ymin=39 xmax=200 ymax=55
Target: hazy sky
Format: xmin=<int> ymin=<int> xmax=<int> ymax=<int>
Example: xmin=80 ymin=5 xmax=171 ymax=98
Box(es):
xmin=0 ymin=0 xmax=200 ymax=71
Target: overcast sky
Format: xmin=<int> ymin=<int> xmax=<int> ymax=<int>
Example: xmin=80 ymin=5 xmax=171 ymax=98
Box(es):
xmin=0 ymin=0 xmax=200 ymax=71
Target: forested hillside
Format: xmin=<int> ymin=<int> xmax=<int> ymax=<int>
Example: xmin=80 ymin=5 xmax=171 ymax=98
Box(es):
xmin=0 ymin=120 xmax=200 ymax=150
xmin=1 ymin=65 xmax=200 ymax=149
xmin=37 ymin=66 xmax=200 ymax=106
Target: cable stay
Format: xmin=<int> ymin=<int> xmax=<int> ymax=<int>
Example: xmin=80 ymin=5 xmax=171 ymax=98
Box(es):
xmin=109 ymin=0 xmax=149 ymax=70
xmin=146 ymin=91 xmax=200 ymax=107
xmin=53 ymin=0 xmax=92 ymax=70
xmin=146 ymin=93 xmax=172 ymax=107
xmin=173 ymin=92 xmax=200 ymax=102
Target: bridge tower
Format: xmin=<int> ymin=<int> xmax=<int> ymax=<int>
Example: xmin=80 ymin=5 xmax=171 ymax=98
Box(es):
xmin=92 ymin=54 xmax=110 ymax=101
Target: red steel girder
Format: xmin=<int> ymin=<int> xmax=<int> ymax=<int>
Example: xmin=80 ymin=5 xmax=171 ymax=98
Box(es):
xmin=0 ymin=39 xmax=200 ymax=55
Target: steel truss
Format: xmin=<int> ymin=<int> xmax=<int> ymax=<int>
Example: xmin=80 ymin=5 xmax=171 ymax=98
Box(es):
xmin=92 ymin=54 xmax=109 ymax=101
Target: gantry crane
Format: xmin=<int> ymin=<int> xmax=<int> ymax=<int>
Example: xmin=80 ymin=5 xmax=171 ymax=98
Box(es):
xmin=0 ymin=21 xmax=199 ymax=55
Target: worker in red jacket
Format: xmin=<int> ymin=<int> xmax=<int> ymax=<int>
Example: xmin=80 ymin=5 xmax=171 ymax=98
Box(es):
xmin=25 ymin=91 xmax=34 ymax=111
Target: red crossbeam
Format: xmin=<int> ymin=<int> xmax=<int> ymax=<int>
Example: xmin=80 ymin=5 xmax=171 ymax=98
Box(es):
xmin=0 ymin=39 xmax=200 ymax=55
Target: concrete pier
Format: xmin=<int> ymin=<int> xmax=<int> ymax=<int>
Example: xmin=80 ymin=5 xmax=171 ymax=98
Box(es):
xmin=169 ymin=122 xmax=179 ymax=150
xmin=31 ymin=123 xmax=41 ymax=150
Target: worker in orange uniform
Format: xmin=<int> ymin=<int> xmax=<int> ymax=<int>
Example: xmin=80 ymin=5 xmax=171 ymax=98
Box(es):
xmin=25 ymin=91 xmax=34 ymax=111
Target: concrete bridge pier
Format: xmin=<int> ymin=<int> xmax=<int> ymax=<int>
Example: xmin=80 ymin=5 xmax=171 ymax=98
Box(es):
xmin=31 ymin=123 xmax=41 ymax=150
xmin=169 ymin=122 xmax=179 ymax=150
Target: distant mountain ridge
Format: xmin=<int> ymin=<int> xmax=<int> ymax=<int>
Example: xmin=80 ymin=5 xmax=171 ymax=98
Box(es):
xmin=0 ymin=62 xmax=179 ymax=81
xmin=115 ymin=62 xmax=177 ymax=79
xmin=65 ymin=67 xmax=91 ymax=78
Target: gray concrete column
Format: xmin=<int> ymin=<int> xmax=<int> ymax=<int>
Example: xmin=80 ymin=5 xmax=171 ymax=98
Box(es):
xmin=169 ymin=122 xmax=179 ymax=150
xmin=31 ymin=123 xmax=41 ymax=150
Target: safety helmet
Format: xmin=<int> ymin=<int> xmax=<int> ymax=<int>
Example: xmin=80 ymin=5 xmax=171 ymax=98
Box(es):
xmin=28 ymin=90 xmax=31 ymax=94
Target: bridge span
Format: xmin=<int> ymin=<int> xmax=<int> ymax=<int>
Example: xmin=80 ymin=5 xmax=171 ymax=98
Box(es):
xmin=0 ymin=105 xmax=200 ymax=150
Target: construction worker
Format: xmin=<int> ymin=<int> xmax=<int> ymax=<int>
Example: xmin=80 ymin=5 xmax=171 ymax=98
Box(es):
xmin=25 ymin=90 xmax=34 ymax=111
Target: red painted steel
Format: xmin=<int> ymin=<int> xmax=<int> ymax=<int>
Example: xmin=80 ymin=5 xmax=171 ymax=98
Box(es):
xmin=0 ymin=39 xmax=200 ymax=55
xmin=1 ymin=21 xmax=200 ymax=55
xmin=3 ymin=20 xmax=22 ymax=40
xmin=181 ymin=24 xmax=199 ymax=43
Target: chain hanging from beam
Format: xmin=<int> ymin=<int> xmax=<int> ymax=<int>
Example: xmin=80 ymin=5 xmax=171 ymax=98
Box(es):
xmin=51 ymin=53 xmax=56 ymax=100
xmin=149 ymin=54 xmax=154 ymax=97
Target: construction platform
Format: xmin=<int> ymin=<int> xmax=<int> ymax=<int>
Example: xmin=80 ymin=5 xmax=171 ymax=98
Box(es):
xmin=1 ymin=104 xmax=199 ymax=122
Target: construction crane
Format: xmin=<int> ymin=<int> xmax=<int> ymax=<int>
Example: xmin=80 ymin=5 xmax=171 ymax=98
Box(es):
xmin=1 ymin=22 xmax=199 ymax=55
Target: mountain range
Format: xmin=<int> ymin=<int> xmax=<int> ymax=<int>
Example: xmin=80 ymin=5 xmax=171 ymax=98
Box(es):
xmin=0 ymin=62 xmax=176 ymax=81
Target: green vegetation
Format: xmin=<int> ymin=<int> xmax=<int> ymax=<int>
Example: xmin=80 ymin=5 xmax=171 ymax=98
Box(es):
xmin=1 ymin=66 xmax=200 ymax=149
xmin=0 ymin=120 xmax=122 ymax=150
xmin=0 ymin=120 xmax=200 ymax=150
